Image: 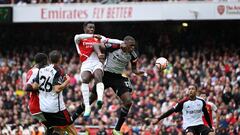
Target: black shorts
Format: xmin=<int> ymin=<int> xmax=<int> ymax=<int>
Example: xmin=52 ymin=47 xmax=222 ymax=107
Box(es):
xmin=42 ymin=109 xmax=72 ymax=127
xmin=184 ymin=125 xmax=212 ymax=135
xmin=93 ymin=71 xmax=132 ymax=97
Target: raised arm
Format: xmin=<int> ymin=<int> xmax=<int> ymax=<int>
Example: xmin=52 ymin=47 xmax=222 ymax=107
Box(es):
xmin=101 ymin=37 xmax=124 ymax=44
xmin=74 ymin=34 xmax=94 ymax=44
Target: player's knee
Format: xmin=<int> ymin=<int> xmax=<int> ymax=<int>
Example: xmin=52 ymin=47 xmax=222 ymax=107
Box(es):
xmin=94 ymin=74 xmax=103 ymax=83
xmin=186 ymin=132 xmax=194 ymax=135
xmin=81 ymin=76 xmax=91 ymax=83
xmin=208 ymin=131 xmax=215 ymax=135
xmin=94 ymin=76 xmax=102 ymax=83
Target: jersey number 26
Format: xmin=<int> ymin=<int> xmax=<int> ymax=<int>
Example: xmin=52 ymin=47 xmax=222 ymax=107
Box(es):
xmin=39 ymin=76 xmax=52 ymax=92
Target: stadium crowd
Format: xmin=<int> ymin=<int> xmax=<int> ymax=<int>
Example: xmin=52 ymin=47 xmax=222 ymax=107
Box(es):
xmin=0 ymin=44 xmax=239 ymax=134
xmin=0 ymin=22 xmax=240 ymax=134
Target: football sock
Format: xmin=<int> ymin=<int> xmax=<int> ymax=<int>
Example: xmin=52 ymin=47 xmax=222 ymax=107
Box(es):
xmin=81 ymin=83 xmax=90 ymax=109
xmin=71 ymin=103 xmax=84 ymax=121
xmin=96 ymin=82 xmax=104 ymax=101
xmin=115 ymin=106 xmax=129 ymax=131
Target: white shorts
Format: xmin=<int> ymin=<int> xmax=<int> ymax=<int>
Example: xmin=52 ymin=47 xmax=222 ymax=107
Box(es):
xmin=80 ymin=59 xmax=103 ymax=74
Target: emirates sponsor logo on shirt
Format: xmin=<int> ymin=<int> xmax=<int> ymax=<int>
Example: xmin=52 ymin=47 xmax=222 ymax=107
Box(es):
xmin=83 ymin=42 xmax=94 ymax=48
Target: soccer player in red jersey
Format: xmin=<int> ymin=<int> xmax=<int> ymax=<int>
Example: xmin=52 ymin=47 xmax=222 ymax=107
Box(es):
xmin=74 ymin=22 xmax=105 ymax=118
xmin=200 ymin=91 xmax=219 ymax=129
xmin=24 ymin=53 xmax=52 ymax=134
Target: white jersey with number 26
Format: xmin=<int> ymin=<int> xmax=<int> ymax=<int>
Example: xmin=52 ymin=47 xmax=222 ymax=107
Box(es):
xmin=36 ymin=64 xmax=66 ymax=113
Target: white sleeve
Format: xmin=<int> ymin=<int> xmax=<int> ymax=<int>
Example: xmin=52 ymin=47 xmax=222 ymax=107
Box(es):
xmin=209 ymin=102 xmax=217 ymax=112
xmin=100 ymin=35 xmax=107 ymax=43
xmin=74 ymin=34 xmax=93 ymax=44
xmin=26 ymin=68 xmax=39 ymax=84
xmin=105 ymin=38 xmax=124 ymax=44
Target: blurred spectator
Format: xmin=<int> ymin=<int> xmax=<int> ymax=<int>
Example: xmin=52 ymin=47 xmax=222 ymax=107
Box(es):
xmin=97 ymin=122 xmax=107 ymax=135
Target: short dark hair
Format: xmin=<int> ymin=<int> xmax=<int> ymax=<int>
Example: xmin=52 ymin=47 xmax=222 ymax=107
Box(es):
xmin=200 ymin=89 xmax=208 ymax=95
xmin=200 ymin=91 xmax=206 ymax=95
xmin=49 ymin=50 xmax=62 ymax=64
xmin=83 ymin=21 xmax=94 ymax=28
xmin=123 ymin=35 xmax=135 ymax=42
xmin=34 ymin=53 xmax=48 ymax=68
xmin=189 ymin=84 xmax=198 ymax=90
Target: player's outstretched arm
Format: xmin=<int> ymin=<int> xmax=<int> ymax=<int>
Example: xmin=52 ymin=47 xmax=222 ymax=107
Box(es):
xmin=74 ymin=34 xmax=106 ymax=44
xmin=74 ymin=34 xmax=95 ymax=44
xmin=102 ymin=38 xmax=124 ymax=44
xmin=152 ymin=108 xmax=176 ymax=124
xmin=24 ymin=82 xmax=39 ymax=92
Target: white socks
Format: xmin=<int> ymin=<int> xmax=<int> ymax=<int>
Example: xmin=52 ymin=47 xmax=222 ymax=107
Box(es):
xmin=81 ymin=83 xmax=90 ymax=108
xmin=96 ymin=82 xmax=104 ymax=101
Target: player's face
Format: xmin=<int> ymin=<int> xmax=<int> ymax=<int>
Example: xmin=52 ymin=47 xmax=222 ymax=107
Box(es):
xmin=200 ymin=94 xmax=207 ymax=100
xmin=125 ymin=40 xmax=135 ymax=52
xmin=58 ymin=56 xmax=62 ymax=64
xmin=188 ymin=85 xmax=197 ymax=97
xmin=84 ymin=23 xmax=95 ymax=34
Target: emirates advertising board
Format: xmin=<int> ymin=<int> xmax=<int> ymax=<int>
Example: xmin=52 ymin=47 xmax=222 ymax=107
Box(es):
xmin=12 ymin=2 xmax=240 ymax=22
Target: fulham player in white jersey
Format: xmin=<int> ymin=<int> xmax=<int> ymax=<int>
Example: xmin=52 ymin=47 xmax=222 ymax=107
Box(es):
xmin=74 ymin=21 xmax=105 ymax=118
xmin=26 ymin=50 xmax=77 ymax=135
xmin=24 ymin=53 xmax=53 ymax=134
xmin=150 ymin=85 xmax=215 ymax=135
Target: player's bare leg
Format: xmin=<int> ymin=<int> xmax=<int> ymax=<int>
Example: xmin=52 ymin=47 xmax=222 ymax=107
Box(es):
xmin=81 ymin=71 xmax=92 ymax=119
xmin=52 ymin=127 xmax=64 ymax=135
xmin=113 ymin=91 xmax=132 ymax=135
xmin=208 ymin=131 xmax=215 ymax=135
xmin=93 ymin=69 xmax=104 ymax=109
xmin=186 ymin=132 xmax=194 ymax=135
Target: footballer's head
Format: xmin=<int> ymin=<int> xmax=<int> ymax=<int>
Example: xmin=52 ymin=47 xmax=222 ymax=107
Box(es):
xmin=200 ymin=90 xmax=207 ymax=101
xmin=123 ymin=35 xmax=136 ymax=52
xmin=49 ymin=50 xmax=62 ymax=64
xmin=83 ymin=21 xmax=95 ymax=34
xmin=34 ymin=53 xmax=48 ymax=68
xmin=188 ymin=84 xmax=197 ymax=98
